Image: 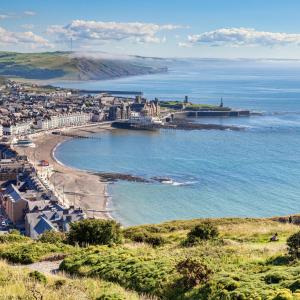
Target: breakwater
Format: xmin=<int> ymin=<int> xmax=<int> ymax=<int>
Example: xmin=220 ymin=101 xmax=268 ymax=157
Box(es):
xmin=174 ymin=110 xmax=250 ymax=118
xmin=112 ymin=120 xmax=244 ymax=131
xmin=52 ymin=131 xmax=101 ymax=139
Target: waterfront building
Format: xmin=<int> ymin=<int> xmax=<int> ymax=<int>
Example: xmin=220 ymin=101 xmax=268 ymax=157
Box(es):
xmin=37 ymin=112 xmax=93 ymax=130
xmin=3 ymin=121 xmax=32 ymax=136
xmin=1 ymin=184 xmax=28 ymax=224
xmin=25 ymin=206 xmax=86 ymax=238
xmin=131 ymin=99 xmax=160 ymax=117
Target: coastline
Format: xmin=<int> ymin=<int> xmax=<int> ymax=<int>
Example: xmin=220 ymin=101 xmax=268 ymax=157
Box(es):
xmin=14 ymin=124 xmax=113 ymax=219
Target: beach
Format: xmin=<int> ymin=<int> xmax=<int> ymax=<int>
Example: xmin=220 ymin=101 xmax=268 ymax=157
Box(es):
xmin=14 ymin=124 xmax=113 ymax=219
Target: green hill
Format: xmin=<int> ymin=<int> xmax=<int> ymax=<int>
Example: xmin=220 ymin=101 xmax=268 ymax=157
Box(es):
xmin=1 ymin=216 xmax=300 ymax=299
xmin=0 ymin=51 xmax=167 ymax=81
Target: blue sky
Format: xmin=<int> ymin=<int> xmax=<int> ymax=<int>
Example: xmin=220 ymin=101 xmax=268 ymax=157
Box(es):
xmin=2 ymin=0 xmax=300 ymax=58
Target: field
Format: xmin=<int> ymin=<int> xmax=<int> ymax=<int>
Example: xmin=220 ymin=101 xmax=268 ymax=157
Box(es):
xmin=1 ymin=217 xmax=300 ymax=299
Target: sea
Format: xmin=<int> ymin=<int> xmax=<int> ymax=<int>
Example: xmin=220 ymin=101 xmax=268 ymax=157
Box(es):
xmin=53 ymin=58 xmax=300 ymax=226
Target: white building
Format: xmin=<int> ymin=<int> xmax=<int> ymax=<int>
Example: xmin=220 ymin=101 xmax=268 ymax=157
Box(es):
xmin=37 ymin=113 xmax=92 ymax=130
xmin=3 ymin=122 xmax=32 ymax=136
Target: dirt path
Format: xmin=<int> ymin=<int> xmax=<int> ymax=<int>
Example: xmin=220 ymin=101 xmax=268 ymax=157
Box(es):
xmin=12 ymin=260 xmax=63 ymax=275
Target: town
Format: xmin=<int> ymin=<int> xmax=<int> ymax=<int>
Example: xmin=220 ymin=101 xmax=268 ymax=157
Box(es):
xmin=0 ymin=79 xmax=163 ymax=238
xmin=0 ymin=78 xmax=249 ymax=239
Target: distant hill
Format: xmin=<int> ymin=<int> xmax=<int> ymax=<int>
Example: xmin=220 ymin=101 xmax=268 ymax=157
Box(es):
xmin=0 ymin=51 xmax=168 ymax=81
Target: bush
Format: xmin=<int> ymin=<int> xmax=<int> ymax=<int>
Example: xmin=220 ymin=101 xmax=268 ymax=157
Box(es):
xmin=29 ymin=270 xmax=47 ymax=284
xmin=264 ymin=272 xmax=287 ymax=284
xmin=220 ymin=279 xmax=240 ymax=291
xmin=287 ymin=231 xmax=300 ymax=259
xmin=60 ymin=246 xmax=177 ymax=297
xmin=39 ymin=230 xmax=66 ymax=244
xmin=288 ymin=279 xmax=300 ymax=292
xmin=0 ymin=233 xmax=29 ymax=243
xmin=183 ymin=222 xmax=219 ymax=246
xmin=53 ymin=279 xmax=66 ymax=289
xmin=273 ymin=289 xmax=293 ymax=300
xmin=145 ymin=235 xmax=165 ymax=247
xmin=97 ymin=294 xmax=125 ymax=300
xmin=229 ymin=291 xmax=247 ymax=300
xmin=67 ymin=219 xmax=122 ymax=246
xmin=176 ymin=258 xmax=213 ymax=289
xmin=125 ymin=229 xmax=166 ymax=247
xmin=266 ymin=255 xmax=291 ymax=266
xmin=0 ymin=242 xmax=70 ymax=264
xmin=9 ymin=229 xmax=21 ymax=235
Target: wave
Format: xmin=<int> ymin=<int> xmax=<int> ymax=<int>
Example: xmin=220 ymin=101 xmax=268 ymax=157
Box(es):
xmin=160 ymin=179 xmax=196 ymax=186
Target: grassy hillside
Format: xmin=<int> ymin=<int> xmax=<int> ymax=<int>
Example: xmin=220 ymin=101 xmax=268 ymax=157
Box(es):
xmin=0 ymin=51 xmax=167 ymax=81
xmin=1 ymin=217 xmax=300 ymax=299
xmin=0 ymin=260 xmax=141 ymax=299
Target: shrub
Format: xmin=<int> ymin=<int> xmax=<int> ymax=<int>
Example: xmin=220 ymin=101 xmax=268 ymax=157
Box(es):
xmin=9 ymin=229 xmax=21 ymax=235
xmin=264 ymin=272 xmax=287 ymax=284
xmin=60 ymin=246 xmax=177 ymax=297
xmin=229 ymin=291 xmax=247 ymax=300
xmin=266 ymin=255 xmax=291 ymax=266
xmin=220 ymin=279 xmax=240 ymax=291
xmin=145 ymin=235 xmax=165 ymax=247
xmin=272 ymin=289 xmax=293 ymax=300
xmin=28 ymin=270 xmax=47 ymax=284
xmin=97 ymin=294 xmax=125 ymax=300
xmin=125 ymin=229 xmax=166 ymax=247
xmin=287 ymin=231 xmax=300 ymax=259
xmin=176 ymin=258 xmax=213 ymax=289
xmin=288 ymin=279 xmax=300 ymax=292
xmin=53 ymin=279 xmax=66 ymax=289
xmin=0 ymin=233 xmax=29 ymax=243
xmin=67 ymin=219 xmax=122 ymax=246
xmin=39 ymin=230 xmax=66 ymax=244
xmin=0 ymin=242 xmax=70 ymax=264
xmin=183 ymin=222 xmax=219 ymax=246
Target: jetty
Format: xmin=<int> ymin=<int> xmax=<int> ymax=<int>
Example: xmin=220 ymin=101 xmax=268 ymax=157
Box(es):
xmin=173 ymin=109 xmax=250 ymax=118
xmin=77 ymin=90 xmax=143 ymax=96
xmin=51 ymin=131 xmax=101 ymax=139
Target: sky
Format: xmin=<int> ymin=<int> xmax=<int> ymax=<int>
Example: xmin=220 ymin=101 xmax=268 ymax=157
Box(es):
xmin=2 ymin=0 xmax=300 ymax=58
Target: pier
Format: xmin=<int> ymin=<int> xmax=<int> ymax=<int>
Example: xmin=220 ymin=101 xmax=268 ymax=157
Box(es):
xmin=173 ymin=110 xmax=251 ymax=118
xmin=51 ymin=131 xmax=101 ymax=139
xmin=77 ymin=90 xmax=143 ymax=96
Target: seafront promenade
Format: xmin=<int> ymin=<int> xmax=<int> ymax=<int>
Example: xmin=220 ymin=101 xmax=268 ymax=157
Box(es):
xmin=15 ymin=123 xmax=113 ymax=220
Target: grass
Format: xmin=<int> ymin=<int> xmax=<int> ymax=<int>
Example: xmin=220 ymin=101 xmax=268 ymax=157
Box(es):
xmin=1 ymin=218 xmax=300 ymax=299
xmin=61 ymin=218 xmax=300 ymax=299
xmin=0 ymin=237 xmax=74 ymax=264
xmin=0 ymin=260 xmax=142 ymax=300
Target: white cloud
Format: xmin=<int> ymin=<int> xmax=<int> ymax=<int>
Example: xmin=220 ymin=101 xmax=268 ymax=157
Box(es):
xmin=178 ymin=42 xmax=192 ymax=48
xmin=0 ymin=26 xmax=52 ymax=49
xmin=21 ymin=24 xmax=35 ymax=30
xmin=186 ymin=28 xmax=300 ymax=47
xmin=48 ymin=20 xmax=182 ymax=44
xmin=0 ymin=14 xmax=11 ymax=20
xmin=24 ymin=11 xmax=36 ymax=16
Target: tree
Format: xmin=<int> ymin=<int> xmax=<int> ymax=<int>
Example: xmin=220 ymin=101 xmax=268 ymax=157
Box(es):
xmin=287 ymin=231 xmax=300 ymax=259
xmin=183 ymin=222 xmax=219 ymax=246
xmin=67 ymin=219 xmax=122 ymax=246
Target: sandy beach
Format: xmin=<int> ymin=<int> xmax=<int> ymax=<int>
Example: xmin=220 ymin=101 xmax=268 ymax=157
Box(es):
xmin=15 ymin=124 xmax=113 ymax=219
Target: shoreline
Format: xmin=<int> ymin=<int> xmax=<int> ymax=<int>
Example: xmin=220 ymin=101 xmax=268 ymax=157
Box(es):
xmin=14 ymin=124 xmax=113 ymax=220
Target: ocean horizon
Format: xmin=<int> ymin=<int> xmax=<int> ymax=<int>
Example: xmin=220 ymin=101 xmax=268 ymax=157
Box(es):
xmin=54 ymin=59 xmax=300 ymax=226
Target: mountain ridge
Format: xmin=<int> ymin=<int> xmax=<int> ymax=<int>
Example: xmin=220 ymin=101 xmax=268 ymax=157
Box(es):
xmin=0 ymin=51 xmax=168 ymax=81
